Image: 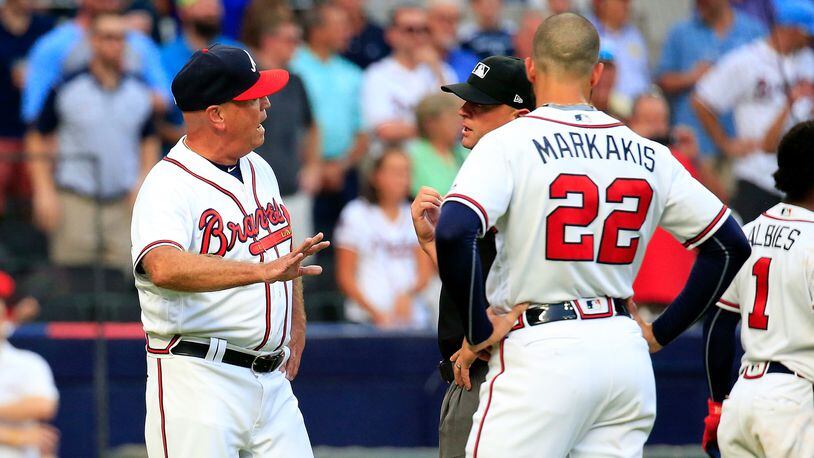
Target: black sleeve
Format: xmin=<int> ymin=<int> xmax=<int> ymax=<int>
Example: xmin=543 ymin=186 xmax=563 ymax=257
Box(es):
xmin=34 ymin=88 xmax=60 ymax=134
xmin=652 ymin=216 xmax=751 ymax=346
xmin=703 ymin=306 xmax=741 ymax=402
xmin=436 ymin=201 xmax=493 ymax=346
xmin=140 ymin=114 xmax=156 ymax=139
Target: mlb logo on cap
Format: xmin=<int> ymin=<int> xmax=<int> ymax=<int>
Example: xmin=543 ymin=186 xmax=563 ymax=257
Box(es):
xmin=472 ymin=62 xmax=490 ymax=78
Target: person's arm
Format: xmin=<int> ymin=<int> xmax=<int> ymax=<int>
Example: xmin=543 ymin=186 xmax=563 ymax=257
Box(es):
xmin=26 ymin=129 xmax=59 ymax=233
xmin=0 ymin=423 xmax=59 ymax=453
xmin=298 ymin=123 xmax=322 ymax=195
xmin=284 ymin=278 xmax=306 ymax=381
xmin=413 ymin=246 xmax=434 ymax=291
xmin=375 ymin=122 xmax=417 ymax=144
xmin=140 ymin=234 xmax=328 ymax=292
xmin=334 ymin=247 xmax=387 ymax=325
xmin=691 ymin=97 xmax=757 ymax=158
xmin=658 ymin=62 xmax=711 ymax=95
xmin=131 ymin=135 xmax=160 ymax=203
xmin=634 ymin=216 xmax=751 ymax=350
xmin=410 ymin=186 xmax=442 ymax=266
xmin=0 ymin=397 xmax=57 ymax=422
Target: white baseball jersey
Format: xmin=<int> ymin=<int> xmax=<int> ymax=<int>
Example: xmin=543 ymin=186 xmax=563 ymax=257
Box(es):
xmin=446 ymin=105 xmax=729 ymax=314
xmin=0 ymin=341 xmax=59 ymax=458
xmin=131 ymin=137 xmax=294 ymax=352
xmin=695 ymin=39 xmax=814 ymax=193
xmin=716 ymin=203 xmax=814 ymax=380
xmin=334 ymin=198 xmax=428 ymax=326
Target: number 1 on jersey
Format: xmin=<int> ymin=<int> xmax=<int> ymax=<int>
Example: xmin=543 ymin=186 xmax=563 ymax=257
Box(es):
xmin=748 ymin=257 xmax=772 ymax=330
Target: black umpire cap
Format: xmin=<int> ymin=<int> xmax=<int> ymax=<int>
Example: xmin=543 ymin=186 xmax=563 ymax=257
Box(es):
xmin=441 ymin=56 xmax=535 ymax=111
xmin=172 ymin=44 xmax=289 ymax=112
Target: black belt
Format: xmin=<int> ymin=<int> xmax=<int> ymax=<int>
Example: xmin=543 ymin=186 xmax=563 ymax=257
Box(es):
xmin=523 ymin=298 xmax=629 ymax=327
xmin=439 ymin=358 xmax=487 ymax=384
xmin=767 ymin=361 xmax=800 ymax=377
xmin=171 ymin=340 xmax=285 ymax=373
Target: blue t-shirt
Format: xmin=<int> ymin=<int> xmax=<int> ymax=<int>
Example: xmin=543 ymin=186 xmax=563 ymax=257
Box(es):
xmin=290 ymin=47 xmax=362 ymax=160
xmin=657 ymin=11 xmax=765 ymax=156
xmin=21 ymin=22 xmax=170 ymax=123
xmin=0 ymin=14 xmax=53 ymax=138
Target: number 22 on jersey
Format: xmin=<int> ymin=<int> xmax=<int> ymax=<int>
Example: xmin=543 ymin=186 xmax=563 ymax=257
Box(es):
xmin=545 ymin=174 xmax=653 ymax=265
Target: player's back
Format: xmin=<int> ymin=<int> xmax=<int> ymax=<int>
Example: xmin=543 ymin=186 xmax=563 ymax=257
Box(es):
xmin=448 ymin=106 xmax=728 ymax=313
xmin=717 ymin=203 xmax=814 ymax=380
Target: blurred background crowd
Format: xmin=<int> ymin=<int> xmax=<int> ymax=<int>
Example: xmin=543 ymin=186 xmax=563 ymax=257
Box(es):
xmin=1 ymin=0 xmax=813 ymax=455
xmin=0 ymin=0 xmax=812 ymax=327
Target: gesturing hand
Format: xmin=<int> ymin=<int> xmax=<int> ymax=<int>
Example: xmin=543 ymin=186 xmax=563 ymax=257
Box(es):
xmin=261 ymin=232 xmax=330 ymax=283
xmin=410 ymin=186 xmax=442 ymax=246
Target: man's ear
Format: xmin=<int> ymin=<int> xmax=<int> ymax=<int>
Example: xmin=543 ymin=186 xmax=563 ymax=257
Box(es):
xmin=525 ymin=57 xmax=536 ymax=84
xmin=513 ymin=108 xmax=531 ymax=119
xmin=205 ymin=105 xmax=226 ymax=131
xmin=589 ymin=62 xmax=604 ymax=88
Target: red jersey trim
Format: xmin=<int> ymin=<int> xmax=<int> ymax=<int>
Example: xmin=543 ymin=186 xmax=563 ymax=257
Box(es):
xmin=146 ymin=334 xmax=181 ymax=355
xmin=523 ymin=115 xmax=625 ymax=129
xmin=135 ymin=240 xmax=184 ymax=270
xmin=446 ymin=193 xmax=489 ymax=231
xmin=684 ymin=206 xmax=728 ymax=248
xmin=163 ymin=157 xmax=250 ymax=216
xmin=718 ymin=298 xmax=740 ymax=310
xmin=761 ymin=212 xmax=814 ymax=224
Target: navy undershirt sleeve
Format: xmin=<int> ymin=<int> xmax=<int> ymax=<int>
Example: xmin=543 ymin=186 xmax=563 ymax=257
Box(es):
xmin=652 ymin=216 xmax=751 ymax=346
xmin=435 ymin=201 xmax=493 ymax=346
xmin=703 ymin=307 xmax=741 ymax=402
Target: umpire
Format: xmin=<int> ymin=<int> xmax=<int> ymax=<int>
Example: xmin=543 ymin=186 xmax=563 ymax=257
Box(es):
xmin=410 ymin=56 xmax=535 ymax=458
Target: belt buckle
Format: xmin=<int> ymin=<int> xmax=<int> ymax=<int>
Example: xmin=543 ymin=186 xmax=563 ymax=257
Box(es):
xmin=251 ymin=352 xmax=280 ymax=375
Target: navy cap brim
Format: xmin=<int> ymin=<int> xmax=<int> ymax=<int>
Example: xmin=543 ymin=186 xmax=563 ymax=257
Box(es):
xmin=441 ymin=82 xmax=503 ymax=105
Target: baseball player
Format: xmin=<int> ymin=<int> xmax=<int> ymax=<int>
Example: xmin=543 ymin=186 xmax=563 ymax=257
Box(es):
xmin=702 ymin=120 xmax=814 ymax=458
xmin=410 ymin=55 xmax=535 ymax=458
xmin=434 ymin=13 xmax=751 ymax=457
xmin=131 ymin=45 xmax=329 ymax=457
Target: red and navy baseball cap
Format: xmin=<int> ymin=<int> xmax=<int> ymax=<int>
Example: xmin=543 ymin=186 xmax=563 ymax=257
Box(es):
xmin=441 ymin=56 xmax=535 ymax=111
xmin=172 ymin=44 xmax=289 ymax=112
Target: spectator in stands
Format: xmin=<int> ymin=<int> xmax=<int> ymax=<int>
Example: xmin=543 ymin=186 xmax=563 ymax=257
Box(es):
xmin=513 ymin=9 xmax=545 ymax=60
xmin=408 ymin=93 xmax=467 ymax=196
xmin=335 ymin=148 xmax=434 ymax=329
xmin=0 ymin=271 xmax=40 ymax=337
xmin=240 ymin=0 xmax=291 ymax=50
xmin=527 ymin=0 xmax=572 ymax=15
xmin=247 ymin=18 xmax=320 ymax=243
xmin=427 ymin=0 xmax=478 ymax=83
xmin=362 ymin=5 xmax=456 ymax=146
xmin=459 ymin=0 xmax=515 ymax=59
xmin=21 ymin=0 xmax=169 ymax=125
xmin=332 ymin=0 xmax=391 ymax=69
xmin=588 ymin=0 xmax=650 ymax=100
xmin=26 ymin=13 xmax=160 ymax=272
xmin=657 ymin=0 xmax=765 ymax=160
xmin=290 ymin=4 xmax=367 ymax=242
xmin=0 ymin=301 xmax=59 ymax=458
xmin=591 ymin=48 xmax=630 ymax=120
xmin=0 ymin=0 xmax=53 ymax=215
xmin=693 ymin=0 xmax=814 ymax=223
xmin=160 ymin=0 xmax=241 ymax=81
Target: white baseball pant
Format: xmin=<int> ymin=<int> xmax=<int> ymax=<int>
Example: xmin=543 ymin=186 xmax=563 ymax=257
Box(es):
xmin=719 ymin=368 xmax=814 ymax=458
xmin=145 ymin=353 xmax=313 ymax=458
xmin=465 ymin=316 xmax=656 ymax=458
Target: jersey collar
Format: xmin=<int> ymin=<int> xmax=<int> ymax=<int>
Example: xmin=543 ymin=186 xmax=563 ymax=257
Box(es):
xmin=167 ymin=136 xmax=251 ymax=198
xmin=763 ymin=203 xmax=814 ymax=223
xmin=524 ymin=105 xmax=624 ymax=128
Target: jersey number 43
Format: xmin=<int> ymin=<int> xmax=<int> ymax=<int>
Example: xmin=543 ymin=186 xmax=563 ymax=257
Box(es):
xmin=546 ymin=174 xmax=653 ymax=265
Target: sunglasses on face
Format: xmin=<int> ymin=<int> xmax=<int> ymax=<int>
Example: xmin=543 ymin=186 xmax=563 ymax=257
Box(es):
xmin=398 ymin=24 xmax=430 ymax=35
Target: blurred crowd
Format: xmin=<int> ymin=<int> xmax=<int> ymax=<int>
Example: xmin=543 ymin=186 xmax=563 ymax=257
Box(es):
xmin=0 ymin=0 xmax=812 ymax=334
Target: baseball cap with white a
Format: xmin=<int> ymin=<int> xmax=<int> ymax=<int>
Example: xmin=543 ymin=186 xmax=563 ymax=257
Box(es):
xmin=172 ymin=44 xmax=289 ymax=112
xmin=774 ymin=0 xmax=814 ymax=36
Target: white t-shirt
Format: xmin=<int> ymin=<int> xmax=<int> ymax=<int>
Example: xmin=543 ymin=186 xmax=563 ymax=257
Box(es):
xmin=695 ymin=39 xmax=814 ymax=193
xmin=446 ymin=106 xmax=728 ymax=314
xmin=131 ymin=137 xmax=294 ymax=352
xmin=334 ymin=199 xmax=428 ymax=327
xmin=717 ymin=203 xmax=814 ymax=381
xmin=361 ymin=57 xmax=456 ymax=131
xmin=0 ymin=341 xmax=58 ymax=458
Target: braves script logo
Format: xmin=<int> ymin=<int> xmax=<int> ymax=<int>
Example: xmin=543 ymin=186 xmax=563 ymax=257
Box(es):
xmin=198 ymin=199 xmax=291 ymax=256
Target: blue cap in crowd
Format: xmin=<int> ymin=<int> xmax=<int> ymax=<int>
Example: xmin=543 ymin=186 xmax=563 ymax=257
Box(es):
xmin=773 ymin=0 xmax=814 ymax=36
